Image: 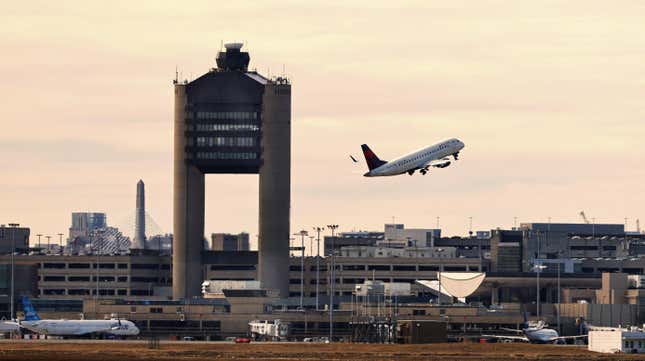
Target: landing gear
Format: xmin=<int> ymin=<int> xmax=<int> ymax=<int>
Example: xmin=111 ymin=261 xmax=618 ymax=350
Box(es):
xmin=408 ymin=170 xmax=414 ymax=175
xmin=420 ymin=169 xmax=427 ymax=175
xmin=453 ymin=152 xmax=459 ymax=160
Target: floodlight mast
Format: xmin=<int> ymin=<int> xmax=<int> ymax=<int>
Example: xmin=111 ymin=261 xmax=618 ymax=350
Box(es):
xmin=326 ymin=224 xmax=339 ymax=342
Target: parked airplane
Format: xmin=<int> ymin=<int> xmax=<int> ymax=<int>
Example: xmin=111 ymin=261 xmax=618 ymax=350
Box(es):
xmin=5 ymin=297 xmax=139 ymax=337
xmin=484 ymin=313 xmax=587 ymax=344
xmin=360 ymin=138 xmax=465 ymax=177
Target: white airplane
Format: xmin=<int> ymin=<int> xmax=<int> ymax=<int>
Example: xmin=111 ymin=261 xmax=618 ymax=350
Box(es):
xmin=484 ymin=313 xmax=587 ymax=344
xmin=360 ymin=138 xmax=465 ymax=177
xmin=5 ymin=297 xmax=139 ymax=337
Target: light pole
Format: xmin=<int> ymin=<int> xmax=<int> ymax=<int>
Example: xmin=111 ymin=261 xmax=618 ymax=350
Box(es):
xmin=8 ymin=223 xmax=19 ymax=321
xmin=57 ymin=233 xmax=64 ymax=255
xmin=436 ymin=248 xmax=444 ymax=304
xmin=533 ymin=264 xmax=546 ymax=319
xmin=313 ymin=226 xmax=324 ymax=311
xmin=45 ymin=235 xmax=51 ymax=254
xmin=557 ymin=253 xmax=561 ymax=335
xmin=326 ymin=224 xmax=339 ymax=342
xmin=36 ymin=234 xmax=42 ymax=250
xmin=293 ymin=230 xmax=308 ymax=310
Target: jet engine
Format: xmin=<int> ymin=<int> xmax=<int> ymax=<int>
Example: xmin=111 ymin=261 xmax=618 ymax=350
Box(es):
xmin=433 ymin=160 xmax=451 ymax=168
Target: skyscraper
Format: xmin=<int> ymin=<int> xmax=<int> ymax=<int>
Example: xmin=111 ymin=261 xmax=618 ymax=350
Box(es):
xmin=132 ymin=180 xmax=146 ymax=249
xmin=173 ymin=43 xmax=291 ymax=299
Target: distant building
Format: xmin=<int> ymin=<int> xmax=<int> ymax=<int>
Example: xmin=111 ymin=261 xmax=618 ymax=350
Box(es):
xmin=211 ymin=233 xmax=250 ymax=251
xmin=490 ymin=229 xmax=523 ymax=273
xmin=0 ymin=224 xmax=30 ymax=254
xmin=69 ymin=226 xmax=131 ymax=255
xmin=68 ymin=212 xmax=107 ymax=248
xmin=384 ymin=224 xmax=441 ymax=247
xmin=339 ymin=246 xmax=456 ymax=258
xmin=324 ymin=231 xmax=384 ymax=256
xmin=434 ymin=236 xmax=490 ymax=258
xmin=520 ymin=222 xmax=628 ymax=271
xmin=145 ymin=234 xmax=173 ymax=254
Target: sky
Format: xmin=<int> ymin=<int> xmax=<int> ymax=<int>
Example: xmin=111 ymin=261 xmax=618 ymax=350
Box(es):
xmin=1 ymin=1 xmax=644 ymax=250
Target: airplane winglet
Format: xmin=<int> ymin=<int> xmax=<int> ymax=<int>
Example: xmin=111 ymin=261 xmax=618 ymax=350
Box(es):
xmin=349 ymin=155 xmax=358 ymax=163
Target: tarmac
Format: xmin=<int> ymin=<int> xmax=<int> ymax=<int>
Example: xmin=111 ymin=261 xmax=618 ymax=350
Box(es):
xmin=1 ymin=340 xmax=644 ymax=360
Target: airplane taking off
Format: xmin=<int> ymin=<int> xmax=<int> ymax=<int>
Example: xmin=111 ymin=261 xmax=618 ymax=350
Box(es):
xmin=361 ymin=138 xmax=465 ymax=177
xmin=4 ymin=297 xmax=139 ymax=337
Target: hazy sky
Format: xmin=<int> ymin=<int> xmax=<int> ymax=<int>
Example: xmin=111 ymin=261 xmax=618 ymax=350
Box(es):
xmin=2 ymin=1 xmax=644 ymax=249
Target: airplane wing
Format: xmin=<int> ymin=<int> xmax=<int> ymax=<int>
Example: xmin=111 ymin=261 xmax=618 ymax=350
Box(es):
xmin=554 ymin=334 xmax=588 ymax=340
xmin=499 ymin=327 xmax=524 ymax=334
xmin=481 ymin=334 xmax=529 ymax=342
xmin=0 ymin=321 xmax=20 ymax=332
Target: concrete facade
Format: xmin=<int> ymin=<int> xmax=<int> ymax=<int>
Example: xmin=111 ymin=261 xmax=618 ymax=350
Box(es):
xmin=173 ymin=44 xmax=290 ymax=299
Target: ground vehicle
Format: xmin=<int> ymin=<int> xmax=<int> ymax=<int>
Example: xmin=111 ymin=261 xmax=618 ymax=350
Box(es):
xmin=248 ymin=320 xmax=290 ymax=341
xmin=234 ymin=337 xmax=251 ymax=343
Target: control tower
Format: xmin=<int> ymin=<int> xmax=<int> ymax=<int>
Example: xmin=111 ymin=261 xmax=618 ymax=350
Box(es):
xmin=173 ymin=43 xmax=291 ymax=299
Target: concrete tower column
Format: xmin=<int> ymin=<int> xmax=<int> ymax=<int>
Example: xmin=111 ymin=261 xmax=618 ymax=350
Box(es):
xmin=132 ymin=180 xmax=146 ymax=249
xmin=173 ymin=84 xmax=205 ymax=299
xmin=258 ymin=82 xmax=291 ymax=297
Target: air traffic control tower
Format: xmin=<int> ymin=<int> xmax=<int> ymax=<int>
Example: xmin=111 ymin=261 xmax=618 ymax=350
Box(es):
xmin=173 ymin=43 xmax=291 ymax=299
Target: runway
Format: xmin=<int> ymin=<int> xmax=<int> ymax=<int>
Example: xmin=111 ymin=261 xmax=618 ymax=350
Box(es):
xmin=0 ymin=340 xmax=640 ymax=360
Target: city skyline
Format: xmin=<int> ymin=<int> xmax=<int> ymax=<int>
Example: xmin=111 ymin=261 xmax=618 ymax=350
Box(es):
xmin=2 ymin=1 xmax=645 ymax=244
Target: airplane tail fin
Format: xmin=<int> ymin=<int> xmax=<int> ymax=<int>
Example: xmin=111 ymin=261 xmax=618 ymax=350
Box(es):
xmin=22 ymin=296 xmax=41 ymax=321
xmin=522 ymin=311 xmax=529 ymax=329
xmin=361 ymin=144 xmax=387 ymax=171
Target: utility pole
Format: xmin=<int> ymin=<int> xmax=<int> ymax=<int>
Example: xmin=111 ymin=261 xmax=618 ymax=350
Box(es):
xmin=326 ymin=224 xmax=339 ymax=342
xmin=313 ymin=226 xmax=324 ymax=311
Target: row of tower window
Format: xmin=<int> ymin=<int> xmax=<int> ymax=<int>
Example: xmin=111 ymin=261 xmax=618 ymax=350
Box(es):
xmin=196 ymin=152 xmax=258 ymax=160
xmin=192 ymin=111 xmax=258 ymax=120
xmin=196 ymin=137 xmax=256 ymax=147
xmin=194 ymin=123 xmax=259 ymax=132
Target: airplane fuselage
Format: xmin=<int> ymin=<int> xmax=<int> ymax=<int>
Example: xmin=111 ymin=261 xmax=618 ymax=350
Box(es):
xmin=525 ymin=327 xmax=560 ymax=343
xmin=364 ymin=138 xmax=465 ymax=177
xmin=21 ymin=319 xmax=139 ymax=336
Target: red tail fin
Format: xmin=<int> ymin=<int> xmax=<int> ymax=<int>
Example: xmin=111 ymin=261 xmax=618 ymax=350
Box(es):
xmin=361 ymin=144 xmax=387 ymax=171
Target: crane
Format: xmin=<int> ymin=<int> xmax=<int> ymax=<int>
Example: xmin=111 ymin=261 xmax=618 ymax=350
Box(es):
xmin=579 ymin=211 xmax=590 ymax=224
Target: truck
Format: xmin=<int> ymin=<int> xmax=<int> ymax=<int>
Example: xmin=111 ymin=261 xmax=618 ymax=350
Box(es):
xmin=248 ymin=320 xmax=290 ymax=341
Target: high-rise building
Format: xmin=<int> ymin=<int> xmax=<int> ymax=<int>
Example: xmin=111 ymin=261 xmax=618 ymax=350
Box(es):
xmin=211 ymin=233 xmax=250 ymax=251
xmin=68 ymin=212 xmax=106 ymax=248
xmin=132 ymin=180 xmax=146 ymax=249
xmin=173 ymin=43 xmax=291 ymax=299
